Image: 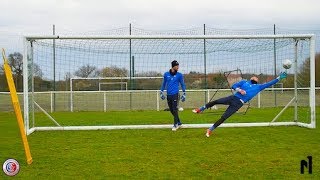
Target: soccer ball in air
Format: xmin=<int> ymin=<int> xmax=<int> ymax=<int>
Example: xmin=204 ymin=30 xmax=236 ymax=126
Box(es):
xmin=282 ymin=59 xmax=292 ymax=69
xmin=178 ymin=107 xmax=184 ymax=111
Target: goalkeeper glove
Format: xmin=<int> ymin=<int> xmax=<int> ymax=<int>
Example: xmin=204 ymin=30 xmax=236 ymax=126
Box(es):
xmin=181 ymin=92 xmax=186 ymax=102
xmin=160 ymin=91 xmax=165 ymax=100
xmin=277 ymin=72 xmax=287 ymax=80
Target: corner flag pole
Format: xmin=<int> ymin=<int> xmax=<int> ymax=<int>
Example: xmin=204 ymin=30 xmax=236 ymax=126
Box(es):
xmin=2 ymin=48 xmax=33 ymax=165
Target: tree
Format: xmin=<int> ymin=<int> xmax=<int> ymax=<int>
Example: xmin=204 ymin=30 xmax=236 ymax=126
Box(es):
xmin=134 ymin=71 xmax=162 ymax=90
xmin=135 ymin=71 xmax=162 ymax=77
xmin=0 ymin=64 xmax=6 ymax=91
xmin=74 ymin=64 xmax=98 ymax=78
xmin=211 ymin=72 xmax=227 ymax=88
xmin=0 ymin=64 xmax=3 ymax=75
xmin=33 ymin=64 xmax=43 ymax=78
xmin=1 ymin=54 xmax=43 ymax=91
xmin=298 ymin=53 xmax=320 ymax=87
xmin=26 ymin=63 xmax=43 ymax=78
xmin=7 ymin=52 xmax=23 ymax=91
xmin=100 ymin=66 xmax=128 ymax=77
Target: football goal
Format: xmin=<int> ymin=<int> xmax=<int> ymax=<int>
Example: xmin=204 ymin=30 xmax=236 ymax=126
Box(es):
xmin=23 ymin=34 xmax=316 ymax=134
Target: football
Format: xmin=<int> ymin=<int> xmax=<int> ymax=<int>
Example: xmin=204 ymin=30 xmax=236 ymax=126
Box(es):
xmin=282 ymin=59 xmax=292 ymax=69
xmin=178 ymin=107 xmax=184 ymax=111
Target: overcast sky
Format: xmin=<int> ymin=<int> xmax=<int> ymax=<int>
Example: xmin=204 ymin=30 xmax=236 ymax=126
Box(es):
xmin=1 ymin=0 xmax=320 ymax=34
xmin=1 ymin=0 xmax=319 ymax=52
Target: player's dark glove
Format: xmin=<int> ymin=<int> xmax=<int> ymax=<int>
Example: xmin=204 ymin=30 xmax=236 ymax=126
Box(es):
xmin=181 ymin=92 xmax=186 ymax=102
xmin=160 ymin=91 xmax=165 ymax=100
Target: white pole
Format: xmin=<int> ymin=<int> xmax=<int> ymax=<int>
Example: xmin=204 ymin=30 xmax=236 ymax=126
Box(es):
xmin=50 ymin=92 xmax=53 ymax=113
xmin=70 ymin=78 xmax=73 ymax=112
xmin=309 ymin=36 xmax=316 ymax=128
xmin=258 ymin=93 xmax=261 ymax=108
xmin=156 ymin=91 xmax=159 ymax=111
xmin=23 ymin=38 xmax=29 ymax=133
xmin=104 ymin=92 xmax=106 ymax=112
xmin=294 ymin=41 xmax=298 ymax=122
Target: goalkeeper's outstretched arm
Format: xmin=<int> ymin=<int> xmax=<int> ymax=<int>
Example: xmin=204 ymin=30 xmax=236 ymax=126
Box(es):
xmin=259 ymin=72 xmax=287 ymax=91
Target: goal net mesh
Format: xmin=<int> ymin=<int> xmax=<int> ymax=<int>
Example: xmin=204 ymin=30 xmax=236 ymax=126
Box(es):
xmin=24 ymin=35 xmax=314 ymax=130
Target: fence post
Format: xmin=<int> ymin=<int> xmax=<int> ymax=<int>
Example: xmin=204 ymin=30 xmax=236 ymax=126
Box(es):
xmin=50 ymin=91 xmax=53 ymax=113
xmin=258 ymin=92 xmax=261 ymax=108
xmin=156 ymin=91 xmax=160 ymax=111
xmin=104 ymin=92 xmax=107 ymax=112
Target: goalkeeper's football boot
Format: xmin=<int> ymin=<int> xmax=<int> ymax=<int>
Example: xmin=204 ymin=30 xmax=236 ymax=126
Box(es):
xmin=206 ymin=129 xmax=212 ymax=137
xmin=192 ymin=108 xmax=201 ymax=113
xmin=177 ymin=123 xmax=182 ymax=129
xmin=192 ymin=106 xmax=205 ymax=114
xmin=172 ymin=125 xmax=177 ymax=131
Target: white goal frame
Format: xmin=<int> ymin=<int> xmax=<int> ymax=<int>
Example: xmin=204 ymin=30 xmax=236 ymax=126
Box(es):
xmin=69 ymin=76 xmax=162 ymax=112
xmin=23 ymin=34 xmax=316 ymax=135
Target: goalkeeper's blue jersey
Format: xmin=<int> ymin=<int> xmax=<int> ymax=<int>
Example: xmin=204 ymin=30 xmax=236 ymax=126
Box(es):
xmin=232 ymin=78 xmax=279 ymax=103
xmin=160 ymin=71 xmax=186 ymax=95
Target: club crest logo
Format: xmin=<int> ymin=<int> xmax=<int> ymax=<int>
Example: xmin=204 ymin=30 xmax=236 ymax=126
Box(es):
xmin=2 ymin=159 xmax=20 ymax=176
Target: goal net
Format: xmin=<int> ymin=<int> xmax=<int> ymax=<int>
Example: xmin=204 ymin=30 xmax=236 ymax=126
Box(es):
xmin=23 ymin=35 xmax=316 ymax=134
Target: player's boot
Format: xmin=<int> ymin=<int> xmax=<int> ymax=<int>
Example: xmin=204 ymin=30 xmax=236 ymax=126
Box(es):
xmin=192 ymin=108 xmax=201 ymax=113
xmin=205 ymin=129 xmax=212 ymax=137
xmin=192 ymin=106 xmax=206 ymax=114
xmin=172 ymin=124 xmax=177 ymax=131
xmin=176 ymin=123 xmax=182 ymax=129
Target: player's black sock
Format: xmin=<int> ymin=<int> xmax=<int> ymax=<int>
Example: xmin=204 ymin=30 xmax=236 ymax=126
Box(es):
xmin=205 ymin=101 xmax=216 ymax=108
xmin=213 ymin=117 xmax=226 ymax=129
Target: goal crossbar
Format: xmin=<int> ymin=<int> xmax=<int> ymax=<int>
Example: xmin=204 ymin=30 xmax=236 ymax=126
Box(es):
xmin=25 ymin=34 xmax=315 ymax=40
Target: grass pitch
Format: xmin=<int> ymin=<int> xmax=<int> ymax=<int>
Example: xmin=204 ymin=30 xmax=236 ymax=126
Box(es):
xmin=1 ymin=107 xmax=320 ymax=179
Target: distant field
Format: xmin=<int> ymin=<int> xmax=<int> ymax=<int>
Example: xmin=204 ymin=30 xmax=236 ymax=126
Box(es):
xmin=0 ymin=107 xmax=319 ymax=178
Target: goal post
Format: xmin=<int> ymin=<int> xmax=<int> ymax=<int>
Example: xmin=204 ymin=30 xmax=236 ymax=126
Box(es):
xmin=69 ymin=76 xmax=161 ymax=112
xmin=23 ymin=34 xmax=316 ymax=134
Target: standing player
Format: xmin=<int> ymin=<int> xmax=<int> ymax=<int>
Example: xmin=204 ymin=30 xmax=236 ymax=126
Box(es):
xmin=160 ymin=60 xmax=186 ymax=131
xmin=193 ymin=72 xmax=287 ymax=137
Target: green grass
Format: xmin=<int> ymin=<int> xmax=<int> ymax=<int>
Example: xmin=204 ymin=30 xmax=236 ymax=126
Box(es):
xmin=33 ymin=106 xmax=312 ymax=126
xmin=1 ymin=108 xmax=320 ymax=179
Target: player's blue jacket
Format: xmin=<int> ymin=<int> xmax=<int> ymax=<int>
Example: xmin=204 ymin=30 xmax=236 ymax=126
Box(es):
xmin=160 ymin=71 xmax=186 ymax=95
xmin=232 ymin=78 xmax=279 ymax=103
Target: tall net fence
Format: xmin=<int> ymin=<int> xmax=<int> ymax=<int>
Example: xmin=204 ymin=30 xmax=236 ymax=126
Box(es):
xmin=24 ymin=35 xmax=312 ymax=113
xmin=1 ymin=26 xmax=319 ymax=113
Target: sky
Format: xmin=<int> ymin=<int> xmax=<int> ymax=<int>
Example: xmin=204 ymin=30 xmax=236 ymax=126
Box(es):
xmin=1 ymin=0 xmax=319 ymax=53
xmin=1 ymin=0 xmax=320 ymax=35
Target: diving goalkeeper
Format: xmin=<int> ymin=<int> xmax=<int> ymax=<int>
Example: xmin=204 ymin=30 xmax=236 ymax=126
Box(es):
xmin=192 ymin=72 xmax=287 ymax=137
